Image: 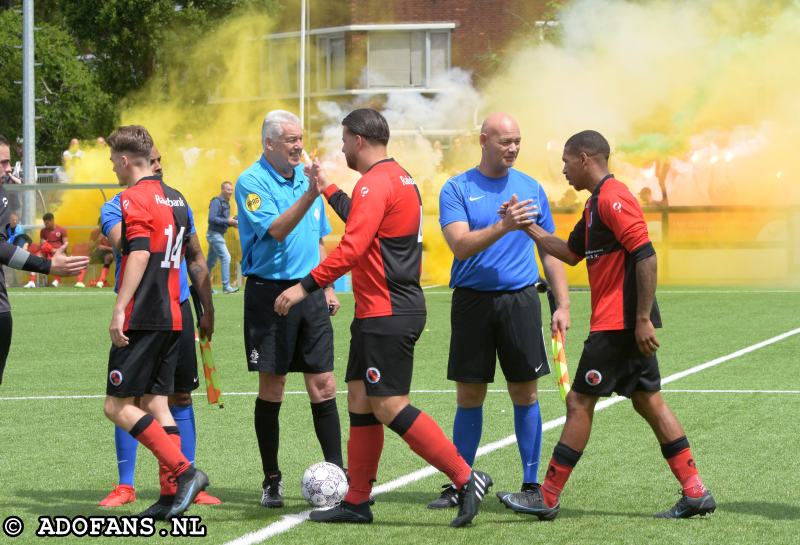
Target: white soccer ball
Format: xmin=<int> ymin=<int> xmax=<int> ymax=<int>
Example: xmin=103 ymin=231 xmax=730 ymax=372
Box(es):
xmin=301 ymin=462 xmax=348 ymax=507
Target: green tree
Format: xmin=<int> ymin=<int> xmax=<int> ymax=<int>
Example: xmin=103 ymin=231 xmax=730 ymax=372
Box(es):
xmin=60 ymin=0 xmax=283 ymax=101
xmin=0 ymin=9 xmax=115 ymax=164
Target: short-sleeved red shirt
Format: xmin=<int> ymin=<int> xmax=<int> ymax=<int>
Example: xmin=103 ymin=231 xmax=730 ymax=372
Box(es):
xmin=118 ymin=176 xmax=192 ymax=331
xmin=40 ymin=225 xmax=67 ymax=248
xmin=567 ymin=176 xmax=661 ymax=332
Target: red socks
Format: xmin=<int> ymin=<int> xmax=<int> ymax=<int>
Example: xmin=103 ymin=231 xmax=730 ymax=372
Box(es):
xmin=158 ymin=427 xmax=183 ymax=496
xmin=661 ymin=436 xmax=705 ymax=498
xmin=390 ymin=405 xmax=471 ymax=489
xmin=130 ymin=415 xmax=191 ymax=478
xmin=344 ymin=413 xmax=384 ymax=505
xmin=541 ymin=442 xmax=583 ymax=507
xmin=98 ymin=267 xmax=109 ymax=283
xmin=666 ymin=448 xmax=705 ymax=498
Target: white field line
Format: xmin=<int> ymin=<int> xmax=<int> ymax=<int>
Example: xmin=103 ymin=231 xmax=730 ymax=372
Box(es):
xmin=4 ymin=388 xmax=800 ymax=402
xmin=221 ymin=326 xmax=800 ymax=545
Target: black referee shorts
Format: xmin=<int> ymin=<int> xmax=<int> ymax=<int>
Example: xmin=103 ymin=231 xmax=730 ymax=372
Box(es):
xmin=345 ymin=314 xmax=426 ymax=396
xmin=174 ymin=299 xmax=200 ymax=393
xmin=244 ymin=277 xmax=334 ymax=375
xmin=106 ymin=330 xmax=181 ymax=397
xmin=448 ymin=285 xmax=550 ymax=384
xmin=571 ymin=330 xmax=661 ymax=398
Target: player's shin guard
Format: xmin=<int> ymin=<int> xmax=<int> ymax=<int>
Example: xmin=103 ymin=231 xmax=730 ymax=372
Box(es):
xmin=453 ymin=406 xmax=483 ymax=466
xmin=129 ymin=415 xmax=191 ymax=478
xmin=344 ymin=412 xmax=384 ymax=505
xmin=114 ymin=425 xmax=139 ymax=486
xmin=514 ymin=401 xmax=542 ymax=484
xmin=311 ymin=398 xmax=343 ymax=468
xmin=170 ymin=404 xmax=196 ymax=465
xmin=158 ymin=427 xmax=182 ymax=499
xmin=541 ymin=442 xmax=583 ymax=508
xmin=389 ymin=405 xmax=471 ymax=489
xmin=661 ymin=436 xmax=706 ymax=498
xmin=254 ymin=398 xmax=281 ymax=477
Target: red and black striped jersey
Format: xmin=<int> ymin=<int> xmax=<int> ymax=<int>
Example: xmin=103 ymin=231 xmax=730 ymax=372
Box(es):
xmin=567 ymin=176 xmax=661 ymax=332
xmin=301 ymin=159 xmax=425 ymax=318
xmin=119 ymin=176 xmax=191 ymax=331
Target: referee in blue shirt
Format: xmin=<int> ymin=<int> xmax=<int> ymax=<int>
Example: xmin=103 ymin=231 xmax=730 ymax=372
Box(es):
xmin=235 ymin=109 xmax=342 ymax=509
xmin=429 ymin=112 xmax=571 ymax=511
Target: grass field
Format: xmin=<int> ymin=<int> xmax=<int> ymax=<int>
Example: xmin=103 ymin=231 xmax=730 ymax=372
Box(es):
xmin=1 ymin=286 xmax=799 ymax=545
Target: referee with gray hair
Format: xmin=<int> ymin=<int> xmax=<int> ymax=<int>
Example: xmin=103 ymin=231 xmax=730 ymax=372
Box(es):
xmin=234 ymin=110 xmax=343 ymax=508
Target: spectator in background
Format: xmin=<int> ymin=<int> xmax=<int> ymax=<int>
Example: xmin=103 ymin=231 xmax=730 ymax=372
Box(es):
xmin=5 ymin=213 xmax=30 ymax=249
xmin=206 ymin=181 xmax=239 ymax=294
xmin=24 ymin=212 xmax=68 ymax=288
xmin=82 ymin=218 xmax=114 ymax=288
xmin=556 ymin=188 xmax=579 ymax=209
xmin=63 ymin=138 xmax=84 ymax=164
xmin=96 ymin=136 xmax=108 ymax=148
xmin=638 ymin=187 xmax=663 ymax=207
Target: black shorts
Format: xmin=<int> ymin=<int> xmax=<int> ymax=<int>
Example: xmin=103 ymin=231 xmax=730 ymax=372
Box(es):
xmin=106 ymin=330 xmax=181 ymax=397
xmin=345 ymin=315 xmax=426 ymax=396
xmin=448 ymin=285 xmax=550 ymax=383
xmin=572 ymin=330 xmax=661 ymax=398
xmin=174 ymin=299 xmax=199 ymax=393
xmin=244 ymin=277 xmax=334 ymax=375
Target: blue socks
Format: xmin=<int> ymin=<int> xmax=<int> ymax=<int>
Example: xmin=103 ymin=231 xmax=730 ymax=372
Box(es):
xmin=514 ymin=401 xmax=543 ymax=484
xmin=452 ymin=406 xmax=483 ymax=466
xmin=170 ymin=404 xmax=197 ymax=465
xmin=114 ymin=426 xmax=138 ymax=486
xmin=113 ymin=404 xmax=197 ymax=487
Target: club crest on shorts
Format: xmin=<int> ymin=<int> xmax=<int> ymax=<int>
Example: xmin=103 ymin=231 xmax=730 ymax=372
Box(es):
xmin=366 ymin=367 xmax=381 ymax=384
xmin=584 ymin=369 xmax=602 ymax=386
xmin=109 ymin=370 xmax=123 ymax=387
xmin=249 ymin=349 xmax=260 ymax=365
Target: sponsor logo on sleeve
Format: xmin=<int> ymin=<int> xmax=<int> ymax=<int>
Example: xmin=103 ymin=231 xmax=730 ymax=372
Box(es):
xmin=360 ymin=186 xmax=369 ymax=198
xmin=245 ymin=193 xmax=262 ymax=211
xmin=612 ymin=201 xmax=622 ymax=212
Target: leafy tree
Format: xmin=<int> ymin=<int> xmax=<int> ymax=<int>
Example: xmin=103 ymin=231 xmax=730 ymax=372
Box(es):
xmin=0 ymin=8 xmax=115 ymax=164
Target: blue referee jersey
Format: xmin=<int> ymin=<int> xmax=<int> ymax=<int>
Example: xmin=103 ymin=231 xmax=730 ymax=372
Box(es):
xmin=235 ymin=156 xmax=331 ymax=280
xmin=439 ymin=167 xmax=554 ymax=291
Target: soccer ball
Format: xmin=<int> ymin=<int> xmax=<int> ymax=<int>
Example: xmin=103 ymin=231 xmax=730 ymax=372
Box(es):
xmin=301 ymin=462 xmax=348 ymax=507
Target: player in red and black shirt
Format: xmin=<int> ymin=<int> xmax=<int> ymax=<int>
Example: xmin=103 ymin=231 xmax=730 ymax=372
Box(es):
xmin=25 ymin=212 xmax=68 ymax=287
xmin=275 ymin=109 xmax=492 ymax=528
xmin=103 ymin=125 xmax=209 ymax=520
xmin=517 ymin=130 xmax=715 ymax=520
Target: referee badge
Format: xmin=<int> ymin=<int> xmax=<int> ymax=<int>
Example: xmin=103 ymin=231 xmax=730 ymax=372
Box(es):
xmin=245 ymin=193 xmax=262 ymax=211
xmin=584 ymin=369 xmax=602 ymax=386
xmin=109 ymin=370 xmax=124 ymax=387
xmin=366 ymin=367 xmax=381 ymax=384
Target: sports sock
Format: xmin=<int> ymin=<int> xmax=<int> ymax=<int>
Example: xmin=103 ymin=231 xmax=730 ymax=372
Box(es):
xmin=661 ymin=436 xmax=706 ymax=498
xmin=389 ymin=405 xmax=471 ymax=489
xmin=453 ymin=405 xmax=483 ymax=466
xmin=98 ymin=266 xmax=109 ymax=283
xmin=114 ymin=425 xmax=139 ymax=487
xmin=254 ymin=398 xmax=281 ymax=477
xmin=541 ymin=442 xmax=583 ymax=507
xmin=158 ymin=426 xmax=182 ymax=498
xmin=76 ymin=269 xmax=86 ymax=283
xmin=343 ymin=412 xmax=384 ymax=505
xmin=310 ymin=398 xmax=343 ymax=468
xmin=170 ymin=404 xmax=196 ymax=465
xmin=514 ymin=401 xmax=543 ymax=484
xmin=129 ymin=414 xmax=191 ymax=477
xmin=28 ymin=272 xmax=35 ymax=283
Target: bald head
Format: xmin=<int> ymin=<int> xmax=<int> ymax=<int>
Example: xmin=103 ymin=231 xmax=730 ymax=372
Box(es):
xmin=478 ymin=112 xmax=521 ymax=177
xmin=480 ymin=112 xmax=519 ymax=136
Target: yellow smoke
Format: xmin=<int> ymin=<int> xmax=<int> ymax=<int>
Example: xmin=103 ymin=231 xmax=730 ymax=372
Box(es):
xmin=56 ymin=1 xmax=800 ymax=287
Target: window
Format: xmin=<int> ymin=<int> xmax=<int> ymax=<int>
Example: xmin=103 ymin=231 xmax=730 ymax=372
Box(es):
xmin=262 ymin=38 xmax=299 ymax=96
xmin=368 ymin=30 xmax=450 ymax=88
xmin=317 ymin=35 xmax=346 ymax=91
